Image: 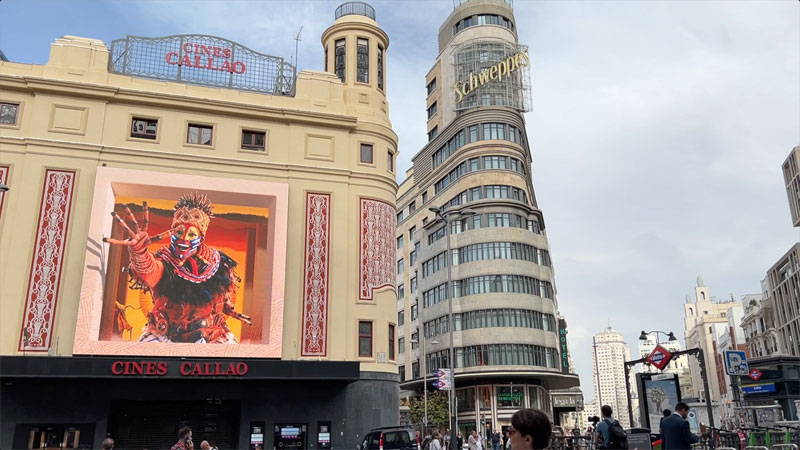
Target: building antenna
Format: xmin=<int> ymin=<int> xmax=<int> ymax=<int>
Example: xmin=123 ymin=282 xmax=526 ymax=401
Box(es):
xmin=294 ymin=26 xmax=303 ymax=69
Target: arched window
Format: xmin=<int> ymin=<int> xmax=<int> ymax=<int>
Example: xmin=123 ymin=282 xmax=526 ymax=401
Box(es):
xmin=701 ymin=292 xmax=706 ymax=300
xmin=688 ymin=307 xmax=694 ymax=315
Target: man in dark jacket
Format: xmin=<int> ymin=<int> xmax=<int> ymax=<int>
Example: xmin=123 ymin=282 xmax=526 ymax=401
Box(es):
xmin=661 ymin=403 xmax=699 ymax=450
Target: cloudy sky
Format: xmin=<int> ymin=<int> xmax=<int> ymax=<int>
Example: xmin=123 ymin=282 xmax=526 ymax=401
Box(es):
xmin=2 ymin=0 xmax=798 ymax=402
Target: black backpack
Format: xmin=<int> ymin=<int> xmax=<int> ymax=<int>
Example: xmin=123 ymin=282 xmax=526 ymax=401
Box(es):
xmin=605 ymin=419 xmax=627 ymax=449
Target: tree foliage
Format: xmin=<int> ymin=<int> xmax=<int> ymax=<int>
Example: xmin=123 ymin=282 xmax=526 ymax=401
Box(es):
xmin=409 ymin=391 xmax=450 ymax=430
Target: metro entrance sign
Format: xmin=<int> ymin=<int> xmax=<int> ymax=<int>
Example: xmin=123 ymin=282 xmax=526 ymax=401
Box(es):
xmin=433 ymin=368 xmax=452 ymax=390
xmin=647 ymin=345 xmax=673 ymax=371
xmin=748 ymin=369 xmax=763 ymax=381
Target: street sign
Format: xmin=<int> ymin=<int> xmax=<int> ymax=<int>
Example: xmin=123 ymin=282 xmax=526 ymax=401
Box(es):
xmin=435 ymin=369 xmax=450 ymax=378
xmin=433 ymin=379 xmax=451 ymax=390
xmin=748 ymin=369 xmax=762 ymax=381
xmin=652 ymin=373 xmax=676 ymax=381
xmin=647 ymin=345 xmax=673 ymax=371
xmin=724 ymin=350 xmax=749 ymax=375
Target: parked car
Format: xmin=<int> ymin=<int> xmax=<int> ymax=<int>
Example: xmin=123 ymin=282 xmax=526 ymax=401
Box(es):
xmin=357 ymin=426 xmax=420 ymax=450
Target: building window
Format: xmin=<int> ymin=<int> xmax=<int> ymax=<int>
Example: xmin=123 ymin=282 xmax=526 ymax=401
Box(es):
xmin=399 ymin=338 xmax=405 ymax=354
xmin=241 ymin=130 xmax=266 ymax=151
xmin=335 ymin=39 xmax=346 ymax=82
xmin=427 ymin=102 xmax=438 ymax=119
xmin=388 ymin=151 xmax=394 ymax=171
xmin=398 ymin=283 xmax=405 ymax=300
xmin=399 ymin=364 xmax=406 ymax=381
xmin=411 ymin=331 xmax=419 ymax=350
xmin=397 ymin=211 xmax=404 ymax=223
xmin=359 ymin=321 xmax=373 ymax=357
xmin=409 ymin=226 xmax=416 ymax=240
xmin=0 ymin=102 xmax=20 ymax=125
xmin=428 ymin=126 xmax=439 ymax=142
xmin=411 ymin=276 xmax=418 ymax=293
xmin=357 ymin=38 xmax=369 ymax=83
xmin=397 ymin=258 xmax=404 ymax=275
xmin=397 ymin=235 xmax=404 ymax=249
xmin=399 ymin=310 xmax=405 ymax=326
xmin=409 ymin=201 xmax=416 ymax=214
xmin=360 ymin=143 xmax=373 ymax=164
xmin=378 ymin=45 xmax=385 ymax=90
xmin=422 ymin=192 xmax=428 ymax=204
xmin=411 ymin=303 xmax=418 ymax=320
xmin=187 ymin=124 xmax=213 ymax=145
xmin=412 ymin=361 xmax=420 ymax=379
xmin=427 ymin=78 xmax=437 ymax=96
xmin=389 ymin=324 xmax=396 ymax=360
xmin=131 ymin=117 xmax=158 ymax=140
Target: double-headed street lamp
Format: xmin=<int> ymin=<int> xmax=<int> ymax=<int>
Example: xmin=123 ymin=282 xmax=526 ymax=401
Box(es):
xmin=410 ymin=334 xmax=439 ymax=431
xmin=639 ymin=330 xmax=677 ymax=346
xmin=428 ymin=205 xmax=476 ymax=450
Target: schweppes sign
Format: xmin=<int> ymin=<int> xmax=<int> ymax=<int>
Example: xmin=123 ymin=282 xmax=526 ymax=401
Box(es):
xmin=454 ymin=50 xmax=530 ymax=104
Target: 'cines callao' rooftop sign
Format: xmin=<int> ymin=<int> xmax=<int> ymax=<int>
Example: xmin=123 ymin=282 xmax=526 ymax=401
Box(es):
xmin=453 ymin=50 xmax=530 ymax=103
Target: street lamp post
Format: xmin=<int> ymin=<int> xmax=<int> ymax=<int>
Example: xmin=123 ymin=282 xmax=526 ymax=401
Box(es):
xmin=639 ymin=330 xmax=677 ymax=346
xmin=412 ymin=335 xmax=439 ymax=431
xmin=429 ymin=206 xmax=475 ymax=450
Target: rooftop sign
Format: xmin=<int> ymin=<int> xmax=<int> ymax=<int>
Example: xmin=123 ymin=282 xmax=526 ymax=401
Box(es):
xmin=109 ymin=34 xmax=296 ymax=96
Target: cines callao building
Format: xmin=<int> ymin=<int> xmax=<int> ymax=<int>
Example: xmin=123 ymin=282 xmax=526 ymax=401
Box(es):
xmin=0 ymin=2 xmax=402 ymax=449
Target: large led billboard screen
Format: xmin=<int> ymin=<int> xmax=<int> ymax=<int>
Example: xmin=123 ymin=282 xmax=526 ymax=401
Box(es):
xmin=74 ymin=167 xmax=287 ymax=357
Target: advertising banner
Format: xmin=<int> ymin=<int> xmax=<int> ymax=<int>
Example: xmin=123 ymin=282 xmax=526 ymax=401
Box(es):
xmin=638 ymin=373 xmax=681 ymax=431
xmin=74 ymin=167 xmax=288 ymax=358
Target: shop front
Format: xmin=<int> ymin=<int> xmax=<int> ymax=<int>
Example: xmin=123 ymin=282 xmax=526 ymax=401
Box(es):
xmin=454 ymin=383 xmax=552 ymax=439
xmin=0 ymin=356 xmax=384 ymax=450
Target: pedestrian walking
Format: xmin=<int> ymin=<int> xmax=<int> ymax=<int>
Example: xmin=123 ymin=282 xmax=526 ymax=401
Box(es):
xmin=492 ymin=429 xmax=500 ymax=450
xmin=468 ymin=430 xmax=477 ymax=450
xmin=171 ymin=426 xmax=194 ymax=450
xmin=101 ymin=438 xmax=115 ymax=449
xmin=476 ymin=431 xmax=484 ymax=450
xmin=457 ymin=432 xmax=464 ymax=450
xmin=661 ymin=402 xmax=700 ymax=450
xmin=430 ymin=431 xmax=443 ymax=450
xmin=507 ymin=408 xmax=551 ymax=450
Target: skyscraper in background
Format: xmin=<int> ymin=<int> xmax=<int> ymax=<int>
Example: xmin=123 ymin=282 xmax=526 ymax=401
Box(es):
xmin=592 ymin=328 xmax=632 ymax=428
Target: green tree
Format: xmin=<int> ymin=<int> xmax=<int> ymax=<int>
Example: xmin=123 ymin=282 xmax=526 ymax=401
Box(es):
xmin=409 ymin=391 xmax=450 ymax=430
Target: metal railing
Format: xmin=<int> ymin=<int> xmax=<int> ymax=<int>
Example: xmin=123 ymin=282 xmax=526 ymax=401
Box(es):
xmin=335 ymin=2 xmax=376 ymax=20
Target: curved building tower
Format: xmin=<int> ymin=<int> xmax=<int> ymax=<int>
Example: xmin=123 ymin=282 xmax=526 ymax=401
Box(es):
xmin=396 ymin=0 xmax=579 ymax=435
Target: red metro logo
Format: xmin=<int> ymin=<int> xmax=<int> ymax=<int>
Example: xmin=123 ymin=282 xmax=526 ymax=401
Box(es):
xmin=166 ymin=43 xmax=246 ymax=74
xmin=647 ymin=345 xmax=673 ymax=371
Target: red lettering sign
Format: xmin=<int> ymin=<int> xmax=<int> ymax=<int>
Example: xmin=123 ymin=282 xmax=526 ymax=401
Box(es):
xmin=165 ymin=43 xmax=245 ymax=74
xmin=110 ymin=360 xmax=167 ymax=376
xmin=111 ymin=360 xmax=247 ymax=376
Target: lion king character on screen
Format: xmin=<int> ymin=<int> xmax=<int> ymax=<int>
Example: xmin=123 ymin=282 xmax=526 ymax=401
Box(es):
xmin=105 ymin=192 xmax=251 ymax=343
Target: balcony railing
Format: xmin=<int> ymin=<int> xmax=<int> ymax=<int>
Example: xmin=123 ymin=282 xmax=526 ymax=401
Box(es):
xmin=335 ymin=2 xmax=376 ymax=20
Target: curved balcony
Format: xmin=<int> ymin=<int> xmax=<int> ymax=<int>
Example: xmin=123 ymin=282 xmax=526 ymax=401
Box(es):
xmin=335 ymin=2 xmax=376 ymax=20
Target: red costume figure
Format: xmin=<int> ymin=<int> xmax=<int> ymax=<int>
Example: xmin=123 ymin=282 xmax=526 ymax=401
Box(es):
xmin=105 ymin=192 xmax=250 ymax=343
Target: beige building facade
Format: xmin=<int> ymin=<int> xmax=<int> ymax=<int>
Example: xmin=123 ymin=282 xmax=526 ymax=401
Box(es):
xmin=0 ymin=3 xmax=401 ymax=449
xmin=395 ymin=0 xmax=578 ymax=436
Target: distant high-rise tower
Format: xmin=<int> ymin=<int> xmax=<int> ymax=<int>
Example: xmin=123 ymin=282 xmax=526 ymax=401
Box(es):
xmin=592 ymin=328 xmax=632 ymax=428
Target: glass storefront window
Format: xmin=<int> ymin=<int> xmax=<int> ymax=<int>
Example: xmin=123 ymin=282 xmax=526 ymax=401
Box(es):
xmin=457 ymin=387 xmax=476 ymax=413
xmin=496 ymin=386 xmax=523 ymax=408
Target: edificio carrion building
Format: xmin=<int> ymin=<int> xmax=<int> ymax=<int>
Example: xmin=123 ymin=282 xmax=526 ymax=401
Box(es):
xmin=0 ymin=3 xmax=401 ymax=449
xmin=394 ymin=0 xmax=580 ymax=436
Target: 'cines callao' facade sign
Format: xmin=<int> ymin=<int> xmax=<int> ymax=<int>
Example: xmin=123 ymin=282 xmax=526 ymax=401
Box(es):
xmin=165 ymin=42 xmax=246 ymax=74
xmin=453 ymin=50 xmax=530 ymax=103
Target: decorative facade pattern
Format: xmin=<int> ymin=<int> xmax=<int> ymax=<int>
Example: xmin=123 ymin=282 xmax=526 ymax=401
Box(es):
xmin=20 ymin=169 xmax=76 ymax=352
xmin=0 ymin=165 xmax=8 ymax=221
xmin=359 ymin=198 xmax=396 ymax=300
xmin=301 ymin=193 xmax=331 ymax=356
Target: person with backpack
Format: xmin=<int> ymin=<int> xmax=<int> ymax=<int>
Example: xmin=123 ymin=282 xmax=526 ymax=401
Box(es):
xmin=595 ymin=405 xmax=627 ymax=449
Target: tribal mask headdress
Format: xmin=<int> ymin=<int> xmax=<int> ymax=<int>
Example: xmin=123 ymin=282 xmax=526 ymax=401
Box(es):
xmin=172 ymin=192 xmax=214 ymax=236
xmin=170 ymin=192 xmax=214 ymax=260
